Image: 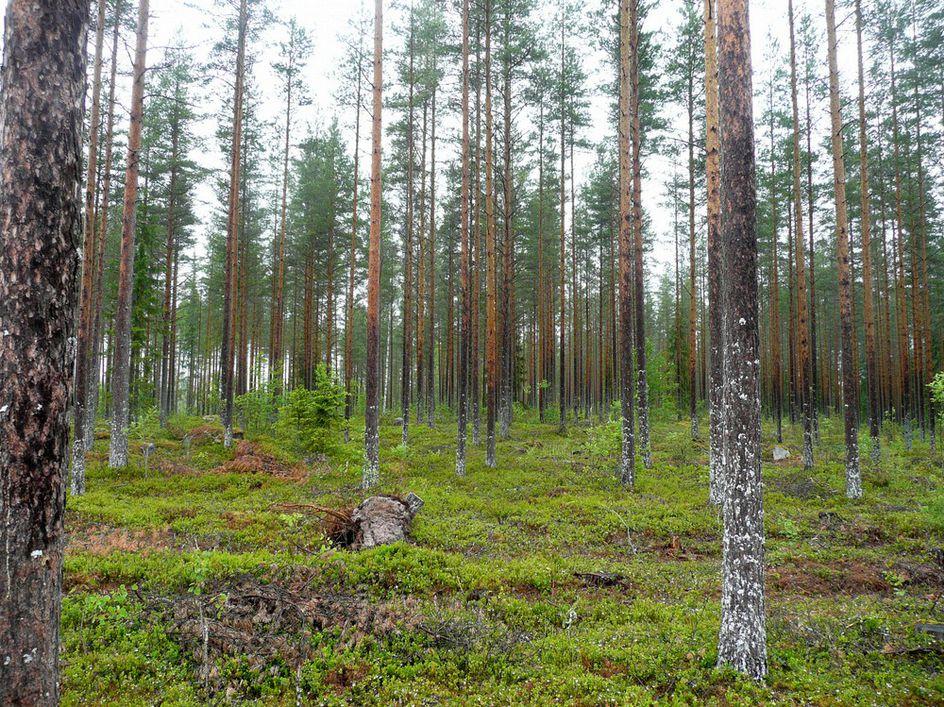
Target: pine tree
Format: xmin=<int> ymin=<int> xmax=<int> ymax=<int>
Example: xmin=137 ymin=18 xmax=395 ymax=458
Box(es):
xmin=109 ymin=0 xmax=150 ymax=468
xmin=0 ymin=0 xmax=87 ymax=700
xmin=363 ymin=0 xmax=383 ymax=488
xmin=825 ymin=0 xmax=861 ymax=498
xmin=716 ymin=0 xmax=767 ymax=680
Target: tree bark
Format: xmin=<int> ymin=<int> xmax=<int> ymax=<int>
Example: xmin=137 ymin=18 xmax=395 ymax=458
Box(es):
xmin=456 ymin=0 xmax=471 ymax=476
xmin=485 ymin=0 xmax=498 ymax=466
xmin=617 ymin=0 xmax=636 ymax=485
xmin=108 ymin=0 xmax=149 ymax=468
xmin=825 ymin=0 xmax=861 ymax=497
xmin=716 ymin=0 xmax=766 ymax=680
xmin=630 ymin=0 xmax=649 ymax=469
xmin=362 ymin=0 xmax=383 ymax=488
xmin=855 ymin=0 xmax=879 ymax=461
xmin=0 ymin=0 xmax=87 ymax=700
xmin=705 ymin=0 xmax=724 ymax=502
xmin=788 ymin=0 xmax=813 ymax=469
xmin=219 ymin=0 xmax=247 ymax=448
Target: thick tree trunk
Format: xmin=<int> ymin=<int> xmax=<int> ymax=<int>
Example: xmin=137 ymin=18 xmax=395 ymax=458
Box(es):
xmin=630 ymin=0 xmax=649 ymax=469
xmin=362 ymin=0 xmax=383 ymax=488
xmin=108 ymin=0 xmax=149 ymax=469
xmin=485 ymin=0 xmax=498 ymax=466
xmin=825 ymin=0 xmax=861 ymax=498
xmin=855 ymin=0 xmax=879 ymax=461
xmin=716 ymin=0 xmax=766 ymax=680
xmin=617 ymin=0 xmax=636 ymax=486
xmin=705 ymin=0 xmax=724 ymax=502
xmin=0 ymin=0 xmax=87 ymax=700
xmin=456 ymin=0 xmax=471 ymax=476
xmin=219 ymin=0 xmax=247 ymax=448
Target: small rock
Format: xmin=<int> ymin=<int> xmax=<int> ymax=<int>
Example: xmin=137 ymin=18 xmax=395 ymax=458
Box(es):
xmin=773 ymin=445 xmax=790 ymax=461
xmin=394 ymin=417 xmax=404 ymax=426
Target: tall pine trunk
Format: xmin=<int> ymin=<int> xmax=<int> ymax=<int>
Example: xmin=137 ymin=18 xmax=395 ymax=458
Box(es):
xmin=484 ymin=0 xmax=498 ymax=466
xmin=362 ymin=0 xmax=383 ymax=487
xmin=456 ymin=0 xmax=471 ymax=476
xmin=109 ymin=0 xmax=149 ymax=468
xmin=855 ymin=0 xmax=880 ymax=461
xmin=788 ymin=0 xmax=813 ymax=470
xmin=825 ymin=0 xmax=861 ymax=498
xmin=705 ymin=0 xmax=724 ymax=502
xmin=630 ymin=0 xmax=650 ymax=470
xmin=219 ymin=0 xmax=247 ymax=448
xmin=0 ymin=2 xmax=86 ymax=699
xmin=617 ymin=0 xmax=636 ymax=486
xmin=716 ymin=0 xmax=767 ymax=680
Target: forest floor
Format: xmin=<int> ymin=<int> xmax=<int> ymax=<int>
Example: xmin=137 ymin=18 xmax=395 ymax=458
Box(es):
xmin=62 ymin=408 xmax=944 ymax=705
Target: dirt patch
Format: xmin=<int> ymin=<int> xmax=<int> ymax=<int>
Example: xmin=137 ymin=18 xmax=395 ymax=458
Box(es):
xmin=215 ymin=441 xmax=307 ymax=481
xmin=645 ymin=534 xmax=710 ymax=561
xmin=140 ymin=573 xmax=420 ymax=697
xmin=67 ymin=523 xmax=176 ymax=556
xmin=893 ymin=550 xmax=944 ymax=589
xmin=768 ymin=558 xmax=890 ymax=596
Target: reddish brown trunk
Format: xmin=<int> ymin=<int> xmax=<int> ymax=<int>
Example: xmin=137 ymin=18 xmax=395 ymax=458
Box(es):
xmin=0 ymin=1 xmax=86 ymax=701
xmin=362 ymin=0 xmax=383 ymax=487
xmin=108 ymin=0 xmax=149 ymax=468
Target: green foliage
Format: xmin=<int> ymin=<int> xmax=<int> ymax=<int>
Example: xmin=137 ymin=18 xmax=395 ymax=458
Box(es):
xmin=931 ymin=372 xmax=944 ymax=423
xmin=276 ymin=365 xmax=345 ymax=454
xmin=128 ymin=407 xmax=161 ymax=440
xmin=235 ymin=380 xmax=279 ymax=435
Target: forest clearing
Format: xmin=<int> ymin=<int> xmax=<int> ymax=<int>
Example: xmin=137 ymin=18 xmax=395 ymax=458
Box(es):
xmin=0 ymin=0 xmax=943 ymax=702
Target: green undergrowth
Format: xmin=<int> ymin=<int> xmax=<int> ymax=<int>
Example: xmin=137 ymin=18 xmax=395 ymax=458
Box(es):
xmin=62 ymin=409 xmax=944 ymax=704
